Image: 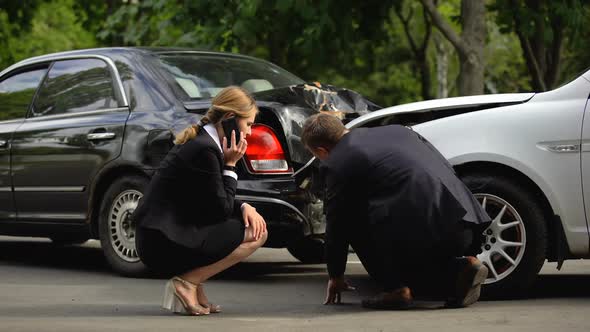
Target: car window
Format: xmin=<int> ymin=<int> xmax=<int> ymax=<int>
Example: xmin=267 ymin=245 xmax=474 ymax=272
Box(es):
xmin=0 ymin=68 xmax=48 ymax=121
xmin=32 ymin=59 xmax=117 ymax=117
xmin=157 ymin=54 xmax=305 ymax=100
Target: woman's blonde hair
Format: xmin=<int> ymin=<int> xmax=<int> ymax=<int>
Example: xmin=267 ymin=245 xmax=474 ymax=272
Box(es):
xmin=174 ymin=86 xmax=258 ymax=145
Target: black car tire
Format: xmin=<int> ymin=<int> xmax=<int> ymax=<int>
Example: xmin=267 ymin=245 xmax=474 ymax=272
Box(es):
xmin=98 ymin=175 xmax=149 ymax=277
xmin=287 ymin=236 xmax=326 ymax=264
xmin=461 ymin=173 xmax=547 ymax=298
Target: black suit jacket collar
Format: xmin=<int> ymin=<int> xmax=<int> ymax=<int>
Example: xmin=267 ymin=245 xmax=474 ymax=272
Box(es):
xmin=199 ymin=128 xmax=224 ymax=170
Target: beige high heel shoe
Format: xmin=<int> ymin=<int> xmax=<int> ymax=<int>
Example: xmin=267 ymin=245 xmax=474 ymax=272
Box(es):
xmin=197 ymin=283 xmax=222 ymax=313
xmin=162 ymin=276 xmax=210 ymax=315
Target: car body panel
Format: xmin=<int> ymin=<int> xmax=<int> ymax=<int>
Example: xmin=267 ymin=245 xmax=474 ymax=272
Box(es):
xmin=346 ymin=72 xmax=590 ymax=256
xmin=4 ymin=54 xmax=132 ymax=224
xmin=12 ymin=108 xmax=130 ymax=222
xmin=0 ymin=119 xmax=22 ymax=221
xmin=0 ymin=66 xmax=51 ymax=222
xmin=578 ymin=77 xmax=590 ymax=251
xmin=345 ymin=92 xmax=535 ymax=128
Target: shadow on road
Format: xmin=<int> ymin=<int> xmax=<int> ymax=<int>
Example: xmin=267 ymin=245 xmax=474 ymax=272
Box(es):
xmin=0 ymin=239 xmax=325 ymax=277
xmin=0 ymin=239 xmax=109 ymax=273
xmin=530 ymin=274 xmax=590 ymax=299
xmin=1 ymin=238 xmax=589 ymax=302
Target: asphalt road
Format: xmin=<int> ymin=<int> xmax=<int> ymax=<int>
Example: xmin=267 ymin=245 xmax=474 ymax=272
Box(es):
xmin=0 ymin=236 xmax=589 ymax=332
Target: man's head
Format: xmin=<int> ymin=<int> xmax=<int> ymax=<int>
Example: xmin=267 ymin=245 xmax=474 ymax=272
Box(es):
xmin=301 ymin=113 xmax=348 ymax=160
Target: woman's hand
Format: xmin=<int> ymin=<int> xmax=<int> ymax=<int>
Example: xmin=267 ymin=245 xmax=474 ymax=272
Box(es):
xmin=241 ymin=203 xmax=267 ymax=240
xmin=222 ymin=130 xmax=247 ymax=166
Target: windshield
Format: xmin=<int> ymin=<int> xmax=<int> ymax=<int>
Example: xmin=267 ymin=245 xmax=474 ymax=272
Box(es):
xmin=157 ymin=53 xmax=305 ymax=100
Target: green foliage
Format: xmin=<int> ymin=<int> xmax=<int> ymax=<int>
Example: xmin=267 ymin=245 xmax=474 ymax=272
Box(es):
xmin=19 ymin=0 xmax=96 ymax=56
xmin=0 ymin=0 xmax=96 ymax=71
xmin=0 ymin=0 xmax=42 ymax=28
xmin=1 ymin=0 xmax=589 ymax=106
xmin=560 ymin=4 xmax=590 ymax=84
xmin=0 ymin=88 xmax=36 ymax=120
xmin=490 ymin=0 xmax=588 ymax=89
xmin=484 ymin=14 xmax=531 ymax=92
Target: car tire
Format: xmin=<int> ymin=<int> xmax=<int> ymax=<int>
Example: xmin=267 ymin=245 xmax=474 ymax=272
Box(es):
xmin=287 ymin=236 xmax=326 ymax=264
xmin=461 ymin=173 xmax=547 ymax=298
xmin=98 ymin=175 xmax=149 ymax=277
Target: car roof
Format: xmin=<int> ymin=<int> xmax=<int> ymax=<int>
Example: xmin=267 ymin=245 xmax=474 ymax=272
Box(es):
xmin=0 ymin=47 xmax=271 ymax=77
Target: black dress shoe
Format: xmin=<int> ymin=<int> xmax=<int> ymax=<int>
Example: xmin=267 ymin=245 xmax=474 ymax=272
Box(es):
xmin=445 ymin=256 xmax=488 ymax=308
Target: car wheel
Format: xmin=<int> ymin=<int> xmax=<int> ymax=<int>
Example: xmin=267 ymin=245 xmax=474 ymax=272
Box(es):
xmin=461 ymin=173 xmax=547 ymax=298
xmin=287 ymin=236 xmax=326 ymax=264
xmin=98 ymin=175 xmax=149 ymax=277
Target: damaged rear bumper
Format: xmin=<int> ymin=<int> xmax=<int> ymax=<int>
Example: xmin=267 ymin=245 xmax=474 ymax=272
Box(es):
xmin=235 ymin=172 xmax=325 ymax=248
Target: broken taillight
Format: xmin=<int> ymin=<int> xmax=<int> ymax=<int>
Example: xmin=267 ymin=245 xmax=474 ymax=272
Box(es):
xmin=244 ymin=124 xmax=292 ymax=174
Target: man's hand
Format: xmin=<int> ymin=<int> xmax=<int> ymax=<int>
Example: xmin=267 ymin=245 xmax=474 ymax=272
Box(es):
xmin=324 ymin=277 xmax=356 ymax=305
xmin=241 ymin=203 xmax=267 ymax=240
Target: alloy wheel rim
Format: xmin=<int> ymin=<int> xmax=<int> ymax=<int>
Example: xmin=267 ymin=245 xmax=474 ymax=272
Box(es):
xmin=109 ymin=190 xmax=142 ymax=262
xmin=474 ymin=193 xmax=526 ymax=284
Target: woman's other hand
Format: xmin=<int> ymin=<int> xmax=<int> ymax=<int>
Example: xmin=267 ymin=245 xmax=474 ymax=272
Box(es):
xmin=223 ymin=131 xmax=247 ymax=166
xmin=241 ymin=203 xmax=267 ymax=240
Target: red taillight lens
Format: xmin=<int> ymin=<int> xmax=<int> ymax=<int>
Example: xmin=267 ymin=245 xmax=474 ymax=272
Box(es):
xmin=244 ymin=124 xmax=292 ymax=174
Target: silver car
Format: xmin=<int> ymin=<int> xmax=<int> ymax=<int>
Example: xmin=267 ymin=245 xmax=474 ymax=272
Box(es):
xmin=340 ymin=69 xmax=590 ymax=297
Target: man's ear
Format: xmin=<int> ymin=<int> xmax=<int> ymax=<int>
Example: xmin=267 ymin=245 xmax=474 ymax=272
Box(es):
xmin=310 ymin=146 xmax=330 ymax=160
xmin=316 ymin=147 xmax=329 ymax=155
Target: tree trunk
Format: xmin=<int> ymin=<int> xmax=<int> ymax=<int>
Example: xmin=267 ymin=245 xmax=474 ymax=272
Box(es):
xmin=420 ymin=0 xmax=486 ymax=96
xmin=395 ymin=2 xmax=434 ymax=100
xmin=546 ymin=16 xmax=563 ymax=89
xmin=457 ymin=0 xmax=485 ymax=95
xmin=419 ymin=53 xmax=433 ymax=100
xmin=509 ymin=0 xmax=564 ymax=91
xmin=434 ymin=34 xmax=449 ymax=98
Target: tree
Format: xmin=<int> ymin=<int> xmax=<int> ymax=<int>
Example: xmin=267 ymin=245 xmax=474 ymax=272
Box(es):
xmin=492 ymin=0 xmax=586 ymax=91
xmin=394 ymin=0 xmax=434 ymax=100
xmin=420 ymin=0 xmax=486 ymax=96
xmin=97 ymin=0 xmax=422 ymax=105
xmin=560 ymin=3 xmax=590 ymax=84
xmin=0 ymin=0 xmax=96 ymax=71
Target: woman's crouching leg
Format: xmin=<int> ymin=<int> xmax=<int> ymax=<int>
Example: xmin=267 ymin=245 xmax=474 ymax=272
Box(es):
xmin=241 ymin=227 xmax=268 ymax=248
xmin=179 ymin=229 xmax=268 ymax=285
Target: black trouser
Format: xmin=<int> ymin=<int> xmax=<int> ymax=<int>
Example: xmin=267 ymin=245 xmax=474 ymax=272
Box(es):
xmin=350 ymin=220 xmax=489 ymax=292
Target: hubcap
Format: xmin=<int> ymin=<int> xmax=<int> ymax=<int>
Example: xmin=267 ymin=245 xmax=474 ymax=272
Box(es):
xmin=475 ymin=194 xmax=526 ymax=284
xmin=109 ymin=190 xmax=142 ymax=262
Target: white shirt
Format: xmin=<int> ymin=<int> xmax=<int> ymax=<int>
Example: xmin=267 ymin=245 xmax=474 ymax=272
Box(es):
xmin=203 ymin=123 xmax=238 ymax=180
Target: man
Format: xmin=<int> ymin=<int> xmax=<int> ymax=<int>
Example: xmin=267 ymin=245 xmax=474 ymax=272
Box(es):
xmin=301 ymin=113 xmax=491 ymax=309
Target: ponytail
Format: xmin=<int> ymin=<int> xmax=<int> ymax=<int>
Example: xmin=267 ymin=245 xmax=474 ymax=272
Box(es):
xmin=173 ymin=116 xmax=210 ymax=145
xmin=173 ymin=86 xmax=257 ymax=145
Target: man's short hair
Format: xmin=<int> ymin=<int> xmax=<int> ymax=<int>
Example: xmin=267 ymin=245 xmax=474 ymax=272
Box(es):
xmin=301 ymin=113 xmax=347 ymax=150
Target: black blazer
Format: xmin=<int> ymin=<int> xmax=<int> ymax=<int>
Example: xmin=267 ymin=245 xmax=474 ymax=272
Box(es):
xmin=321 ymin=125 xmax=491 ymax=277
xmin=133 ymin=129 xmax=243 ymax=248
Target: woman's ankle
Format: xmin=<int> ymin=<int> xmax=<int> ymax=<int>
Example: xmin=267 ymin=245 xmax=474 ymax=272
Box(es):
xmin=177 ymin=275 xmax=204 ymax=287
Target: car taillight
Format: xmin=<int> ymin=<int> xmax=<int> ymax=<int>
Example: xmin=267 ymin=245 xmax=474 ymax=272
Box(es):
xmin=244 ymin=124 xmax=292 ymax=174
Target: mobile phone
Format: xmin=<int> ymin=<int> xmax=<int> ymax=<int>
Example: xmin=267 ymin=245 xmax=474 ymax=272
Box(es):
xmin=221 ymin=117 xmax=241 ymax=148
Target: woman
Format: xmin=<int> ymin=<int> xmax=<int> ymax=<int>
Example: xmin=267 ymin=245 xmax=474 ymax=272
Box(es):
xmin=134 ymin=86 xmax=268 ymax=316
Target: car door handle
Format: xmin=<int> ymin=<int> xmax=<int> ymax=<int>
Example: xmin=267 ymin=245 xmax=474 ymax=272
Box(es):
xmin=87 ymin=132 xmax=116 ymax=141
xmin=0 ymin=139 xmax=7 ymax=148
